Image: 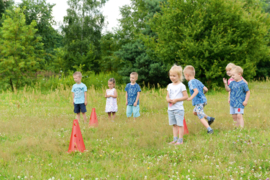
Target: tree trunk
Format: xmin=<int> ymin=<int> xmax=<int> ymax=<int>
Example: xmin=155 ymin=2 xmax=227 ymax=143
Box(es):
xmin=10 ymin=78 xmax=14 ymax=92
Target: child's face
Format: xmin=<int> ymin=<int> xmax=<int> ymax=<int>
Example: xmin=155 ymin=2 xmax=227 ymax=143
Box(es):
xmin=170 ymin=71 xmax=180 ymax=83
xmin=130 ymin=75 xmax=137 ymax=83
xmin=73 ymin=75 xmax=82 ymax=84
xmin=108 ymin=81 xmax=114 ymax=89
xmin=231 ymin=71 xmax=242 ymax=81
xmin=226 ymin=69 xmax=232 ymax=76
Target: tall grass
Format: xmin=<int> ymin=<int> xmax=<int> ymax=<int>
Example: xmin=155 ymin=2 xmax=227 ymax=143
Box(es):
xmin=0 ymin=81 xmax=269 ymax=179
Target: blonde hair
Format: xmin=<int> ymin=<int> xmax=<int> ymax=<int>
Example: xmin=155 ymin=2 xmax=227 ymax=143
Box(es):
xmin=226 ymin=63 xmax=236 ymax=71
xmin=183 ymin=65 xmax=195 ymax=76
xmin=231 ymin=66 xmax=243 ymax=75
xmin=130 ymin=72 xmax=138 ymax=79
xmin=73 ymin=71 xmax=82 ymax=78
xmin=170 ymin=65 xmax=183 ymax=82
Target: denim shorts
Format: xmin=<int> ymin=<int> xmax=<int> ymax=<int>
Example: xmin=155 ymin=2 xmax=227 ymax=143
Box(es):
xmin=168 ymin=109 xmax=184 ymax=126
xmin=126 ymin=105 xmax=140 ymax=118
xmin=74 ymin=103 xmax=87 ymax=113
xmin=193 ymin=103 xmax=207 ymax=119
xmin=230 ymin=106 xmax=244 ymax=114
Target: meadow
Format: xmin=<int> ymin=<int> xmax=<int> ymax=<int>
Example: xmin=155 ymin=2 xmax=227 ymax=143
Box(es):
xmin=0 ymin=80 xmax=269 ymax=180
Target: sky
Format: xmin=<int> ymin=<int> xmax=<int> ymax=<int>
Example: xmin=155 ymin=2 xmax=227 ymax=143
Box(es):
xmin=14 ymin=0 xmax=131 ymax=33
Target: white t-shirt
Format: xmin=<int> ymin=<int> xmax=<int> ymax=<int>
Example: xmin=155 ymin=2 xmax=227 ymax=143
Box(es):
xmin=167 ymin=83 xmax=187 ymax=110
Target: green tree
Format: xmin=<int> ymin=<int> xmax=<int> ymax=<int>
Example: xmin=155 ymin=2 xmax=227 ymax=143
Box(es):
xmin=61 ymin=0 xmax=107 ymax=73
xmin=143 ymin=0 xmax=270 ymax=87
xmin=0 ymin=7 xmax=44 ymax=91
xmin=19 ymin=0 xmax=63 ymax=68
xmin=115 ymin=0 xmax=170 ymax=86
xmin=0 ymin=0 xmax=14 ymax=25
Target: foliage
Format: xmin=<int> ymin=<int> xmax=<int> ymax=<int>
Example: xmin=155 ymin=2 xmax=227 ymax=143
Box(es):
xmin=115 ymin=0 xmax=169 ymax=86
xmin=116 ymin=40 xmax=170 ymax=86
xmin=143 ymin=0 xmax=270 ymax=88
xmin=0 ymin=7 xmax=44 ymax=91
xmin=0 ymin=0 xmax=13 ymax=25
xmin=61 ymin=0 xmax=107 ymax=73
xmin=18 ymin=0 xmax=64 ymax=68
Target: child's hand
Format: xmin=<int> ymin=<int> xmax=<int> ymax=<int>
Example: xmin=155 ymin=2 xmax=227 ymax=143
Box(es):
xmin=228 ymin=99 xmax=230 ymax=104
xmin=171 ymin=99 xmax=177 ymax=104
xmin=243 ymin=101 xmax=248 ymax=106
xmin=167 ymin=98 xmax=171 ymax=103
xmin=187 ymin=97 xmax=192 ymax=101
xmin=85 ymin=101 xmax=88 ymax=106
xmin=126 ymin=101 xmax=128 ymax=106
xmin=133 ymin=102 xmax=137 ymax=107
xmin=223 ymin=78 xmax=227 ymax=84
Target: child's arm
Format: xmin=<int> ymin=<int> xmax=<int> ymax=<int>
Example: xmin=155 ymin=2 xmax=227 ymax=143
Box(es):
xmin=166 ymin=91 xmax=171 ymax=103
xmin=223 ymin=78 xmax=230 ymax=92
xmin=228 ymin=92 xmax=230 ymax=104
xmin=133 ymin=92 xmax=140 ymax=106
xmin=187 ymin=88 xmax=198 ymax=101
xmin=242 ymin=78 xmax=248 ymax=84
xmin=111 ymin=90 xmax=118 ymax=98
xmin=72 ymin=92 xmax=74 ymax=105
xmin=171 ymin=91 xmax=188 ymax=104
xmin=84 ymin=91 xmax=87 ymax=106
xmin=243 ymin=91 xmax=250 ymax=106
xmin=203 ymin=86 xmax=208 ymax=94
xmin=125 ymin=92 xmax=128 ymax=105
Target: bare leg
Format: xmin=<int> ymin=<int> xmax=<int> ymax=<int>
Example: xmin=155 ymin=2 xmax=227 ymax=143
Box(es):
xmin=82 ymin=113 xmax=87 ymax=123
xmin=112 ymin=112 xmax=116 ymax=121
xmin=199 ymin=118 xmax=210 ymax=128
xmin=76 ymin=113 xmax=80 ymax=122
xmin=237 ymin=114 xmax=244 ymax=128
xmin=178 ymin=126 xmax=184 ymax=139
xmin=173 ymin=125 xmax=178 ymax=137
xmin=108 ymin=112 xmax=112 ymax=120
xmin=232 ymin=114 xmax=238 ymax=126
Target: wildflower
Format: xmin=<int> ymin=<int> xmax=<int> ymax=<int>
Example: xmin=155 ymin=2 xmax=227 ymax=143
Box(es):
xmin=147 ymin=167 xmax=150 ymax=169
xmin=18 ymin=176 xmax=20 ymax=179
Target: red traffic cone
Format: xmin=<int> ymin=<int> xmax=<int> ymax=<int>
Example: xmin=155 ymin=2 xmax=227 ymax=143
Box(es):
xmin=68 ymin=119 xmax=86 ymax=153
xmin=89 ymin=108 xmax=98 ymax=127
xmin=183 ymin=118 xmax=189 ymax=134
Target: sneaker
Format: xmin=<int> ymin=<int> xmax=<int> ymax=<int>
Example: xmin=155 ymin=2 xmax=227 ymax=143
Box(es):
xmin=207 ymin=129 xmax=214 ymax=134
xmin=174 ymin=141 xmax=183 ymax=145
xmin=169 ymin=141 xmax=176 ymax=144
xmin=208 ymin=117 xmax=215 ymax=126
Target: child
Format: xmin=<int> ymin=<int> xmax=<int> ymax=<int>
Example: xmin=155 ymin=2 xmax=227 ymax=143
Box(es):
xmin=226 ymin=63 xmax=248 ymax=85
xmin=105 ymin=78 xmax=118 ymax=122
xmin=125 ymin=72 xmax=141 ymax=120
xmin=166 ymin=65 xmax=188 ymax=145
xmin=71 ymin=71 xmax=87 ymax=123
xmin=223 ymin=66 xmax=250 ymax=128
xmin=183 ymin=65 xmax=215 ymax=134
xmin=225 ymin=63 xmax=248 ymax=104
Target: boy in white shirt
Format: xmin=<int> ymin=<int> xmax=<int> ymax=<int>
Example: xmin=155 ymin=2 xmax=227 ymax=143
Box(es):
xmin=166 ymin=65 xmax=188 ymax=145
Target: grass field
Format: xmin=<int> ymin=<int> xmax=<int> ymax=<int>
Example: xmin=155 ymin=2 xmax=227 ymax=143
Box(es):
xmin=0 ymin=81 xmax=269 ymax=179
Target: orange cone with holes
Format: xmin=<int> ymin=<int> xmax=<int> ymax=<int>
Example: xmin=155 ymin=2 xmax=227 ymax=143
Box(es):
xmin=183 ymin=118 xmax=189 ymax=134
xmin=68 ymin=119 xmax=86 ymax=153
xmin=89 ymin=108 xmax=98 ymax=127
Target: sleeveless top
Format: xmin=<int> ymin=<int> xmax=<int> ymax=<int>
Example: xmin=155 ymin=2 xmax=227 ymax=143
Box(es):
xmin=105 ymin=88 xmax=118 ymax=112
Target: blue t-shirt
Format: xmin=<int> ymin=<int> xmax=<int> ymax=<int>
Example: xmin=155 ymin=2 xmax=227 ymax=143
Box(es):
xmin=188 ymin=79 xmax=207 ymax=106
xmin=71 ymin=83 xmax=87 ymax=104
xmin=125 ymin=83 xmax=141 ymax=106
xmin=229 ymin=80 xmax=249 ymax=109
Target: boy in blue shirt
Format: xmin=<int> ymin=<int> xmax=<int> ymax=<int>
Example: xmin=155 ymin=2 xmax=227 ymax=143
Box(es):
xmin=125 ymin=72 xmax=141 ymax=120
xmin=184 ymin=66 xmax=215 ymax=134
xmin=72 ymin=71 xmax=88 ymax=123
xmin=223 ymin=66 xmax=250 ymax=128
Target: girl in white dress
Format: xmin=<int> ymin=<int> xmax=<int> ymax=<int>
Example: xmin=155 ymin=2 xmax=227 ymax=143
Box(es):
xmin=105 ymin=78 xmax=118 ymax=121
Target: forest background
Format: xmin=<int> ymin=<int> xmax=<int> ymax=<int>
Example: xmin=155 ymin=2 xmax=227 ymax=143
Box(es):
xmin=1 ymin=0 xmax=270 ymax=91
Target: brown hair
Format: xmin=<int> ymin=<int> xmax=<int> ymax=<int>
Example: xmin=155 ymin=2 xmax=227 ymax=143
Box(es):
xmin=226 ymin=63 xmax=236 ymax=71
xmin=231 ymin=66 xmax=243 ymax=75
xmin=130 ymin=72 xmax=138 ymax=79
